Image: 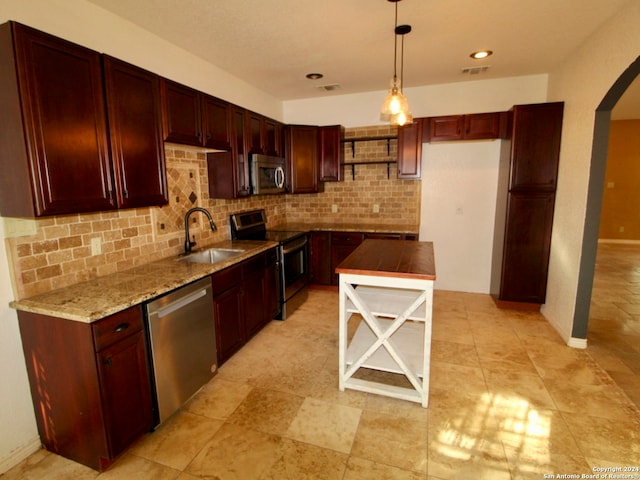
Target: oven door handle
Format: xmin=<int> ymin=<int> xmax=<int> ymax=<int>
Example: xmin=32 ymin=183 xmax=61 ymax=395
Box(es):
xmin=282 ymin=236 xmax=307 ymax=255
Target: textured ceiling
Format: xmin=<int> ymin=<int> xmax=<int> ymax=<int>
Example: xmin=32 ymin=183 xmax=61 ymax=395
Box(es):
xmin=86 ymin=0 xmax=637 ymax=116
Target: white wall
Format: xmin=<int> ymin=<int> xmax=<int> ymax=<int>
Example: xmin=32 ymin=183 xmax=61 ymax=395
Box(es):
xmin=419 ymin=141 xmax=502 ymax=293
xmin=283 ymin=74 xmax=548 ymax=127
xmin=0 ymin=220 xmax=40 ymax=472
xmin=544 ymin=1 xmax=640 ymax=344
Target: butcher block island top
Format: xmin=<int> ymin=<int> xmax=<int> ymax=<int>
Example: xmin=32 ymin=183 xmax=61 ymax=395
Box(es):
xmin=335 ymin=239 xmax=436 ymax=280
xmin=336 ymin=239 xmax=436 ymax=407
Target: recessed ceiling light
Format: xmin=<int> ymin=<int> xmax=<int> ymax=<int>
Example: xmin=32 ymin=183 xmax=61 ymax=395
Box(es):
xmin=306 ymin=73 xmax=324 ymax=80
xmin=470 ymin=50 xmax=493 ymax=60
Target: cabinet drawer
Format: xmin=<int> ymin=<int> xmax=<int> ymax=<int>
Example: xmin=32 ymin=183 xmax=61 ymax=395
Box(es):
xmin=242 ymin=252 xmax=265 ymax=276
xmin=211 ymin=264 xmax=242 ymax=296
xmin=93 ymin=306 xmax=143 ymax=352
xmin=331 ymin=232 xmax=364 ymax=246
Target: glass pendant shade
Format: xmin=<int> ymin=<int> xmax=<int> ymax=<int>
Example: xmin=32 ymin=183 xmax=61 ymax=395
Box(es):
xmin=380 ymin=77 xmax=412 ymax=125
xmin=380 ymin=1 xmax=413 ymax=126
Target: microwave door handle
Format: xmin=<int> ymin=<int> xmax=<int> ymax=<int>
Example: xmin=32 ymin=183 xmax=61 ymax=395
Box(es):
xmin=275 ymin=166 xmax=285 ymax=189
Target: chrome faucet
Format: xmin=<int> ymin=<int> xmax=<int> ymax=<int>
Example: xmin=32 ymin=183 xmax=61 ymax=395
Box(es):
xmin=184 ymin=207 xmax=217 ymax=254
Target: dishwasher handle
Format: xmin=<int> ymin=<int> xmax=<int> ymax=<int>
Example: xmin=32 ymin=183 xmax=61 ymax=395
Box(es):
xmin=153 ymin=288 xmax=208 ymax=318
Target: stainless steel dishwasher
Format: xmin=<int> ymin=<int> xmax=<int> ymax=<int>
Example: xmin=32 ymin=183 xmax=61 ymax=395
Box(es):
xmin=145 ymin=277 xmax=217 ymax=425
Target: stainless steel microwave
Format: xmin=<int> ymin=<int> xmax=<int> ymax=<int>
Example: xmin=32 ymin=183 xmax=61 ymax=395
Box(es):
xmin=250 ymin=154 xmax=286 ymax=194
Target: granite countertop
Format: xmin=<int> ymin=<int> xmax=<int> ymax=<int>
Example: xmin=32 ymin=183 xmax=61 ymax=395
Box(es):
xmin=269 ymin=222 xmax=419 ymax=235
xmin=10 ymin=239 xmax=277 ymax=323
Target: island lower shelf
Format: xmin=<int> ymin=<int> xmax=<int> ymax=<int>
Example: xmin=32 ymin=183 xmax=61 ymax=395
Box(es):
xmin=336 ymin=239 xmax=436 ymax=407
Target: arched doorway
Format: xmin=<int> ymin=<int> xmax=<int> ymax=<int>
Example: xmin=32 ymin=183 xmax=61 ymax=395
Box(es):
xmin=572 ymin=55 xmax=640 ymax=340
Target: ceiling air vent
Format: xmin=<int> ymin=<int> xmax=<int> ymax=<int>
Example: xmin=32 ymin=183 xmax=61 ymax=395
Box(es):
xmin=316 ymin=83 xmax=341 ymax=92
xmin=461 ymin=66 xmax=490 ymax=75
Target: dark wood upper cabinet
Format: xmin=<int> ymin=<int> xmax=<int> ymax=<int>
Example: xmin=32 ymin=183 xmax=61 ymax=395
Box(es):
xmin=428 ymin=112 xmax=504 ymax=142
xmin=207 ymin=105 xmax=251 ymax=199
xmin=202 ymin=94 xmax=232 ymax=150
xmin=0 ymin=21 xmax=115 ymax=217
xmin=244 ymin=112 xmax=284 ymax=157
xmin=160 ymin=80 xmax=202 ymax=146
xmin=285 ymin=125 xmax=319 ymax=194
xmin=233 ymin=106 xmax=251 ymax=197
xmin=428 ymin=115 xmax=463 ymax=141
xmin=103 ymin=56 xmax=168 ymax=209
xmin=161 ymin=79 xmax=232 ymax=150
xmin=246 ymin=110 xmax=264 ymax=154
xmin=318 ymin=125 xmax=344 ymax=182
xmin=464 ymin=112 xmax=505 ymax=139
xmin=264 ymin=117 xmax=284 ymax=157
xmin=397 ymin=119 xmax=423 ymax=179
xmin=508 ymin=104 xmax=564 ymax=190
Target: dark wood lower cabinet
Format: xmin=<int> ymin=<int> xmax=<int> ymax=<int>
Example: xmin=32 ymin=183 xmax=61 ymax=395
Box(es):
xmin=17 ymin=306 xmax=153 ymax=471
xmin=330 ymin=232 xmax=364 ymax=285
xmin=310 ymin=230 xmax=419 ymax=286
xmin=497 ymin=192 xmax=556 ymax=304
xmin=212 ymin=248 xmax=278 ymax=364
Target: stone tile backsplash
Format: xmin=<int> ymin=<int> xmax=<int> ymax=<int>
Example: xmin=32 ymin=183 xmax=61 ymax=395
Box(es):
xmin=4 ymin=126 xmax=420 ymax=299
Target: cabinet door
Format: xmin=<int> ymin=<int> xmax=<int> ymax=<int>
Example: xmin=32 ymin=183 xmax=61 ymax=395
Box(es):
xmin=330 ymin=232 xmax=364 ymax=285
xmin=232 ymin=106 xmax=251 ymax=197
xmin=11 ymin=22 xmax=114 ymax=216
xmin=202 ymin=94 xmax=232 ymax=150
xmin=309 ymin=231 xmax=332 ymax=285
xmin=246 ymin=110 xmax=264 ymax=154
xmin=286 ymin=125 xmax=319 ymax=193
xmin=213 ymin=284 xmax=244 ymax=364
xmin=161 ymin=79 xmax=202 ymax=146
xmin=242 ymin=253 xmax=267 ymax=338
xmin=397 ymin=119 xmax=423 ymax=179
xmin=103 ymin=56 xmax=168 ymax=208
xmin=509 ymin=103 xmax=564 ymax=190
xmin=264 ymin=118 xmax=283 ymax=157
xmin=97 ymin=331 xmax=153 ymax=458
xmin=464 ymin=112 xmax=502 ymax=140
xmin=429 ymin=115 xmax=463 ymax=141
xmin=319 ymin=125 xmax=344 ymax=182
xmin=500 ymin=192 xmax=555 ymax=303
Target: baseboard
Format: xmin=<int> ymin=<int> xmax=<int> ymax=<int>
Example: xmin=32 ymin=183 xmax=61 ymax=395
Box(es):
xmin=598 ymin=238 xmax=640 ymax=245
xmin=491 ymin=294 xmax=541 ymax=311
xmin=567 ymin=337 xmax=588 ymax=349
xmin=0 ymin=436 xmax=41 ymax=474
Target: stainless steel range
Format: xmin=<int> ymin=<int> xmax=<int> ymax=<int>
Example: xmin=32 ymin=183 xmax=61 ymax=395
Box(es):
xmin=230 ymin=209 xmax=308 ymax=320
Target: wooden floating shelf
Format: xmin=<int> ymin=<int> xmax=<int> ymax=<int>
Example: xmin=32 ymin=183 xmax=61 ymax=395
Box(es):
xmin=341 ymin=135 xmax=398 ymax=158
xmin=341 ymin=161 xmax=398 ymax=180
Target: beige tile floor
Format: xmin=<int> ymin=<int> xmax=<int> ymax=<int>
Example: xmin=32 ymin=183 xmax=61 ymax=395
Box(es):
xmin=4 ymin=244 xmax=640 ymax=479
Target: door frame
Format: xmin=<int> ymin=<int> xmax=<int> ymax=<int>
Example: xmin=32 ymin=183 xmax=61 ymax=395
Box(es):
xmin=572 ymin=55 xmax=640 ymax=339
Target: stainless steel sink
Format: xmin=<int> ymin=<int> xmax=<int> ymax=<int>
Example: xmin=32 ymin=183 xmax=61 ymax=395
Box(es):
xmin=179 ymin=248 xmax=244 ymax=264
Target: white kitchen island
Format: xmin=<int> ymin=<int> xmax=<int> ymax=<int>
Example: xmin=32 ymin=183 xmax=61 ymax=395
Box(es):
xmin=336 ymin=239 xmax=436 ymax=407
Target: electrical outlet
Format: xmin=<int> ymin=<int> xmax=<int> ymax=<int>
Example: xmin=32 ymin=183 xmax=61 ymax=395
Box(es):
xmin=619 ymin=226 xmax=625 ymax=233
xmin=90 ymin=237 xmax=102 ymax=255
xmin=372 ymin=204 xmax=379 ymax=213
xmin=332 ymin=204 xmax=338 ymax=213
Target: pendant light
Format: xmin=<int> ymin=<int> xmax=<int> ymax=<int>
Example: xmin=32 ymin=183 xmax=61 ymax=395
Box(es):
xmin=380 ymin=0 xmax=413 ymax=126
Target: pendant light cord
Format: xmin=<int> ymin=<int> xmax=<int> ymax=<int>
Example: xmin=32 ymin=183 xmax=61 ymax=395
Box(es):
xmin=393 ymin=1 xmax=398 ymax=83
